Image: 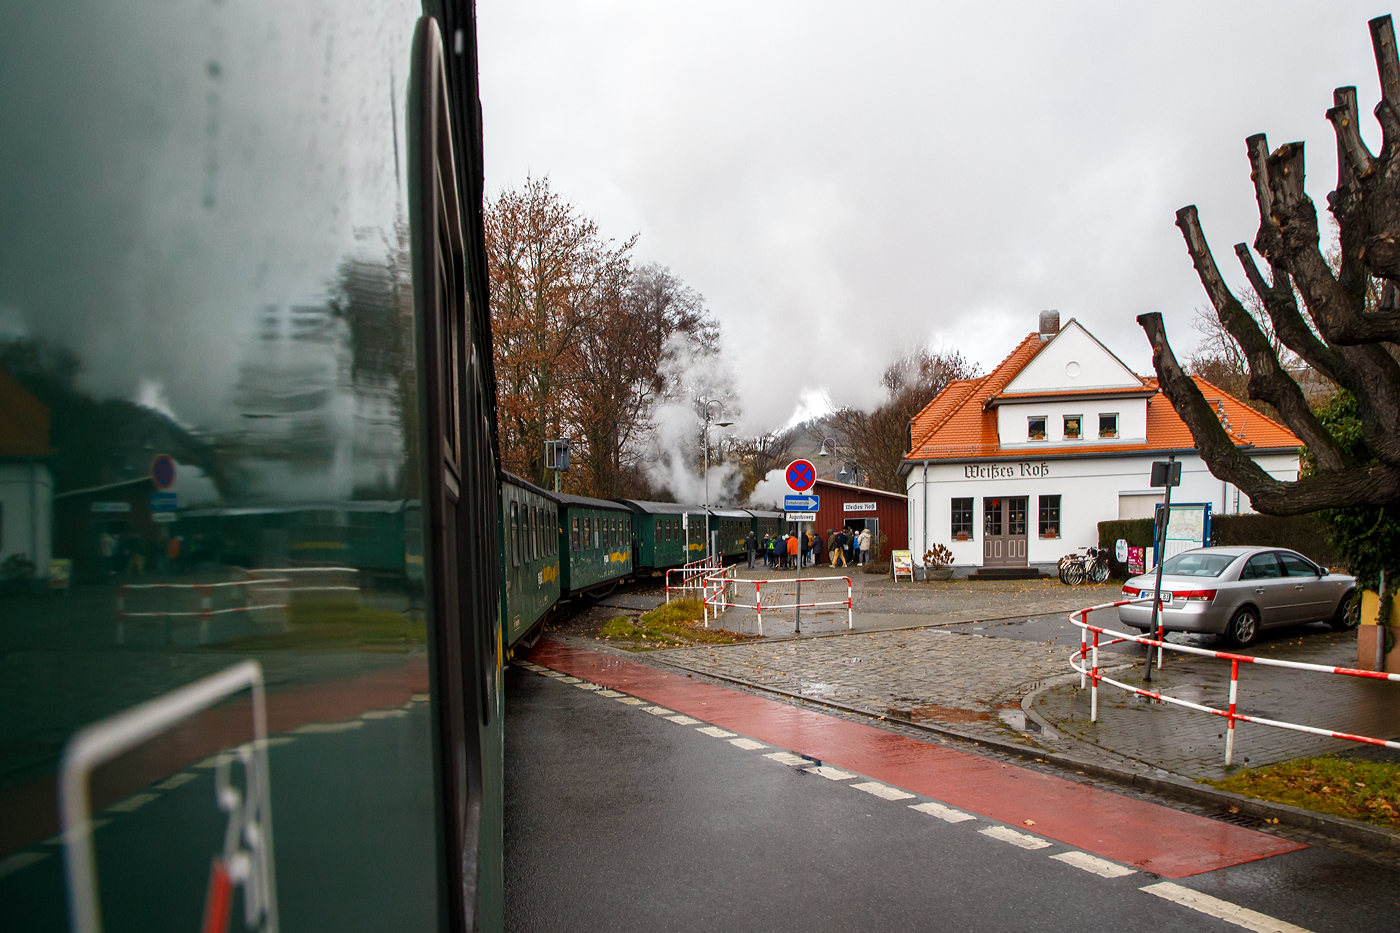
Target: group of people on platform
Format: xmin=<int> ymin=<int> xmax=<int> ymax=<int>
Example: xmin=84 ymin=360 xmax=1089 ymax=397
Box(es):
xmin=744 ymin=526 xmax=872 ymax=570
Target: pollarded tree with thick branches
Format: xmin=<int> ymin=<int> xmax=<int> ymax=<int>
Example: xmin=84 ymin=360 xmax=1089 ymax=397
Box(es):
xmin=1140 ymin=15 xmax=1400 ymax=515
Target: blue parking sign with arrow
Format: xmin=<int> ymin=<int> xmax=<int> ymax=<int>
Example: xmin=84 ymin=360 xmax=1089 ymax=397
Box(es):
xmin=784 ymin=494 xmax=819 ymax=511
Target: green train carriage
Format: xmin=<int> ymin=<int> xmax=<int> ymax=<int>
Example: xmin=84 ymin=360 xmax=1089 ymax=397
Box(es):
xmin=556 ymin=494 xmax=634 ymax=595
xmin=707 ymin=508 xmax=753 ymax=560
xmin=499 ymin=473 xmax=561 ymax=646
xmin=621 ymin=500 xmax=711 ymax=572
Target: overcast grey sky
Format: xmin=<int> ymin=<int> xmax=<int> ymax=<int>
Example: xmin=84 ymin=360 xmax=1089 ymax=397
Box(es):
xmin=477 ymin=1 xmax=1389 ymax=432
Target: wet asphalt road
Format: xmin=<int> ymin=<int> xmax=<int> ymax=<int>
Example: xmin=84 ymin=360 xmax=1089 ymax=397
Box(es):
xmin=503 ymin=664 xmax=1400 ymax=933
xmin=943 ymin=611 xmax=1338 ymax=653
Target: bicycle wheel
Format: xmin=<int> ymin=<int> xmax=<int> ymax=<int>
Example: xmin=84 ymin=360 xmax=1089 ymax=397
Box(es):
xmin=1065 ymin=561 xmax=1085 ymax=586
xmin=1090 ymin=558 xmax=1110 ymax=583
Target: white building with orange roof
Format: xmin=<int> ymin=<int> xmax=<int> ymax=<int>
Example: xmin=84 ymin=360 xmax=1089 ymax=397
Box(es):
xmin=901 ymin=312 xmax=1302 ymax=577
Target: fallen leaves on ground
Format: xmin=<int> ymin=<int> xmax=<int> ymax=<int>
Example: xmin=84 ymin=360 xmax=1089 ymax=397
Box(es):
xmin=1212 ymin=757 xmax=1400 ymax=829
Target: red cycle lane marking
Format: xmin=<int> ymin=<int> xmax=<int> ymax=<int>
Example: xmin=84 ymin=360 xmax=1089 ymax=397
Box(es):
xmin=527 ymin=640 xmax=1305 ymax=879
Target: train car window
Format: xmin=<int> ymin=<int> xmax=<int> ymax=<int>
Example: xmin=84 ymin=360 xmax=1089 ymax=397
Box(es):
xmin=592 ymin=517 xmax=600 ymax=550
xmin=530 ymin=505 xmax=538 ymax=561
xmin=510 ymin=502 xmax=520 ymax=567
xmin=610 ymin=519 xmax=617 ymax=549
xmin=551 ymin=509 xmax=558 ymax=555
xmin=571 ymin=516 xmax=580 ymax=551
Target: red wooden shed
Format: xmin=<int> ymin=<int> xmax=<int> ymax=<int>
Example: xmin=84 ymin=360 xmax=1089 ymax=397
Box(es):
xmin=809 ymin=479 xmax=908 ymax=558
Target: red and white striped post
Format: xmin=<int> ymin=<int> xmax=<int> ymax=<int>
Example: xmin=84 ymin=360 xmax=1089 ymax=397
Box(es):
xmin=1078 ymin=610 xmax=1089 ymax=690
xmin=1090 ymin=629 xmax=1100 ymax=723
xmin=755 ymin=580 xmax=763 ymax=636
xmin=1225 ymin=659 xmax=1240 ymax=765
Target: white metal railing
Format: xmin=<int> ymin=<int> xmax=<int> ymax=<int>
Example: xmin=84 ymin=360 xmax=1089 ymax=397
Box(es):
xmin=703 ymin=574 xmax=853 ymax=635
xmin=1069 ymin=600 xmax=1400 ymax=765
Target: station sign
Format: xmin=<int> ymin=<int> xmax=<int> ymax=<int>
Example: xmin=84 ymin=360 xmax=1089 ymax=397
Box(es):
xmin=784 ymin=494 xmax=819 ymax=511
xmin=843 ymin=502 xmax=876 ymax=512
xmin=152 ymin=513 xmax=178 ymax=524
xmin=785 ymin=459 xmax=816 ymax=492
xmin=785 ymin=512 xmax=817 ymax=523
xmin=149 ymin=492 xmax=178 ymax=512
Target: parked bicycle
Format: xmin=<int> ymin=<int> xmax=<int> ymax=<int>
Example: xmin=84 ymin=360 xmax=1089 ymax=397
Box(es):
xmin=1058 ymin=546 xmax=1110 ymax=585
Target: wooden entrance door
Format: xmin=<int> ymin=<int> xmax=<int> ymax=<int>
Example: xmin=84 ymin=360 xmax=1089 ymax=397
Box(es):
xmin=983 ymin=496 xmax=1029 ymax=567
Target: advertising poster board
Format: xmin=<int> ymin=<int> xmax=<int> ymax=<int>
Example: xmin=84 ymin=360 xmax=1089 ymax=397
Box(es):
xmin=1128 ymin=547 xmax=1145 ymax=576
xmin=892 ymin=550 xmax=914 ymax=581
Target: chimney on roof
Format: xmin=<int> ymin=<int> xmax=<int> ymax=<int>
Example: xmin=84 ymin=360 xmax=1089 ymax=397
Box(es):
xmin=1038 ymin=310 xmax=1060 ymax=341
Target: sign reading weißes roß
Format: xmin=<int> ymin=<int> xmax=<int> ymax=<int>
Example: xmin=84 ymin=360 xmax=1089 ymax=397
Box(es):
xmin=843 ymin=502 xmax=877 ymax=512
xmin=963 ymin=462 xmax=1050 ymax=479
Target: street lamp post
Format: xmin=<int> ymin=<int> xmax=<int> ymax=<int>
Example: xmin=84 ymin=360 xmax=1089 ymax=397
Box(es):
xmin=701 ymin=399 xmax=734 ymax=560
xmin=818 ymin=437 xmax=860 ymax=486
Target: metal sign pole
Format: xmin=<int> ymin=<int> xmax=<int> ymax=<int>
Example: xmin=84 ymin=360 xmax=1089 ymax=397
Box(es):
xmin=1146 ymin=454 xmax=1177 ymax=682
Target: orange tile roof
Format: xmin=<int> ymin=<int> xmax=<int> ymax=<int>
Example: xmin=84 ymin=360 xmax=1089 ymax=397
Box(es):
xmin=903 ymin=338 xmax=1300 ymax=463
xmin=0 ymin=367 xmax=51 ymax=458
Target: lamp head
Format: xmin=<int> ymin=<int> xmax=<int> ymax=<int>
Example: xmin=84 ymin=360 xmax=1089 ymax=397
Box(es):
xmin=716 ymin=420 xmax=734 ymax=428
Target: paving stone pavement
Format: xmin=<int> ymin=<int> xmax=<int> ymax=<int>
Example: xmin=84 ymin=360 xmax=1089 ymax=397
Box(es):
xmin=659 ymin=628 xmax=1074 ymax=746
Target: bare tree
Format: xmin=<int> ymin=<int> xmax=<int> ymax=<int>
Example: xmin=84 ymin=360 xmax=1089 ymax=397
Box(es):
xmin=731 ymin=430 xmax=795 ymax=502
xmin=1141 ymin=15 xmax=1400 ymax=514
xmin=832 ymin=348 xmax=981 ymax=493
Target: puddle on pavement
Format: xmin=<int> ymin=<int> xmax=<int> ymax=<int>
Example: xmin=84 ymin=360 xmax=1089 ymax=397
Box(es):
xmin=798 ymin=682 xmax=838 ymax=698
xmin=899 ymin=703 xmax=992 ymax=723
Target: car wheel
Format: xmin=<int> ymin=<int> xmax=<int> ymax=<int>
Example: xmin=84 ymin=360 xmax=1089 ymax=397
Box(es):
xmin=1329 ymin=589 xmax=1359 ymax=632
xmin=1225 ymin=606 xmax=1260 ymax=648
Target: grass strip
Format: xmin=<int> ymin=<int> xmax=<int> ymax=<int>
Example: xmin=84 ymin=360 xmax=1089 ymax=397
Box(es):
xmin=599 ymin=598 xmax=749 ymax=650
xmin=1210 ymin=756 xmax=1400 ymax=829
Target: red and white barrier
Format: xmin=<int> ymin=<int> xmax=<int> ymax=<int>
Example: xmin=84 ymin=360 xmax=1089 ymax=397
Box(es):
xmin=116 ymin=578 xmax=291 ymax=645
xmin=665 ymin=554 xmax=721 ymax=603
xmin=1069 ymin=600 xmax=1400 ymax=765
xmin=701 ymin=574 xmax=853 ymax=635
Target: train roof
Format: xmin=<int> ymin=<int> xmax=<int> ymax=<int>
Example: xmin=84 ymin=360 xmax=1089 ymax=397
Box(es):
xmin=707 ymin=508 xmax=751 ymax=519
xmin=497 ymin=470 xmax=560 ymax=501
xmin=182 ymin=500 xmax=416 ymax=518
xmin=744 ymin=509 xmax=784 ymax=519
xmin=615 ymin=499 xmax=703 ymax=515
xmin=554 ymin=492 xmax=631 ymax=512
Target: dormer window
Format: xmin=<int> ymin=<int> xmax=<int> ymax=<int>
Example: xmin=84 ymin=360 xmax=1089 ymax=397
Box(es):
xmin=1063 ymin=415 xmax=1082 ymax=440
xmin=1028 ymin=415 xmax=1047 ymax=441
xmin=1099 ymin=413 xmax=1118 ymax=438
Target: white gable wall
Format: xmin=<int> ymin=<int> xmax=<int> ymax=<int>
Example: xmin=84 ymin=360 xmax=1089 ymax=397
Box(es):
xmin=1002 ymin=321 xmax=1142 ymax=394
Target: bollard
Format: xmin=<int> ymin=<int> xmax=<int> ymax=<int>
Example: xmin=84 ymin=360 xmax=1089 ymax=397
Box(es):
xmin=1225 ymin=659 xmax=1239 ymax=765
xmin=1079 ymin=610 xmax=1088 ymax=690
xmin=1090 ymin=630 xmax=1100 ymax=722
xmin=795 ymin=577 xmax=802 ymax=635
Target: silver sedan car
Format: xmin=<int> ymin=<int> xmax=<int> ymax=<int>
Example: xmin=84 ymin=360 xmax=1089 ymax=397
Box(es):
xmin=1116 ymin=546 xmax=1356 ymax=647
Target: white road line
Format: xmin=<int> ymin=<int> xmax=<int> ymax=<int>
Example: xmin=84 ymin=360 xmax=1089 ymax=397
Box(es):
xmin=804 ymin=766 xmax=856 ymax=781
xmin=665 ymin=715 xmax=701 ymax=725
xmin=574 ymin=683 xmax=601 ymax=691
xmin=558 ymin=676 xmax=582 ymax=684
xmin=294 ymin=721 xmax=364 ymax=734
xmin=616 ymin=697 xmax=646 ymax=705
xmin=1141 ymin=882 xmax=1313 ymax=933
xmin=697 ymin=726 xmax=737 ymax=738
xmin=195 ymin=752 xmax=237 ymax=769
xmin=909 ymin=801 xmax=976 ymax=823
xmin=595 ymin=689 xmax=624 ymax=698
xmin=1051 ymin=851 xmax=1135 ymax=878
xmin=361 ymin=709 xmax=408 ymax=719
xmin=851 ymin=781 xmax=915 ymax=801
xmin=0 ymin=852 xmax=48 ymax=879
xmin=764 ymin=752 xmax=809 ymax=766
xmin=642 ymin=706 xmax=674 ymax=715
xmin=729 ymin=738 xmax=767 ymax=750
xmin=154 ymin=773 xmax=197 ymax=791
xmin=43 ymin=820 xmax=110 ymax=847
xmin=542 ymin=672 xmax=566 ymax=678
xmin=106 ymin=793 xmax=159 ymax=813
xmin=979 ymin=826 xmax=1051 ymax=850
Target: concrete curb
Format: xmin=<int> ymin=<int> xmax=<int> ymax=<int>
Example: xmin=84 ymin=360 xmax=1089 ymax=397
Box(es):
xmin=594 ymin=640 xmax=1400 ymax=855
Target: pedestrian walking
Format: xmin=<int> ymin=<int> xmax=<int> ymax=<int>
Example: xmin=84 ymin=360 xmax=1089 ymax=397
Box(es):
xmin=843 ymin=527 xmax=855 ymax=566
xmin=813 ymin=529 xmax=827 ymax=566
xmin=745 ymin=529 xmax=757 ymax=569
xmin=786 ymin=532 xmax=799 ymax=571
xmin=829 ymin=529 xmax=846 ymax=567
xmin=858 ymin=527 xmax=872 ymax=565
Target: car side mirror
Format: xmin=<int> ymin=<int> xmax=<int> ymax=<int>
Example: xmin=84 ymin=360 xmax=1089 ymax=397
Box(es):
xmin=1317 ymin=567 xmax=1328 ymax=576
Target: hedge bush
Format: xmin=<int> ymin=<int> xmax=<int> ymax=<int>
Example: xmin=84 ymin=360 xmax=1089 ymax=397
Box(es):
xmin=1097 ymin=513 xmax=1343 ymax=581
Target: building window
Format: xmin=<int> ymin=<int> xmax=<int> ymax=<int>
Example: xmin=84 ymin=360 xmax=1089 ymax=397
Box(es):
xmin=1099 ymin=413 xmax=1118 ymax=438
xmin=1063 ymin=415 xmax=1082 ymax=440
xmin=1028 ymin=415 xmax=1047 ymax=441
xmin=1008 ymin=497 xmax=1028 ymax=536
xmin=951 ymin=497 xmax=974 ymax=540
xmin=1039 ymin=495 xmax=1061 ymax=538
